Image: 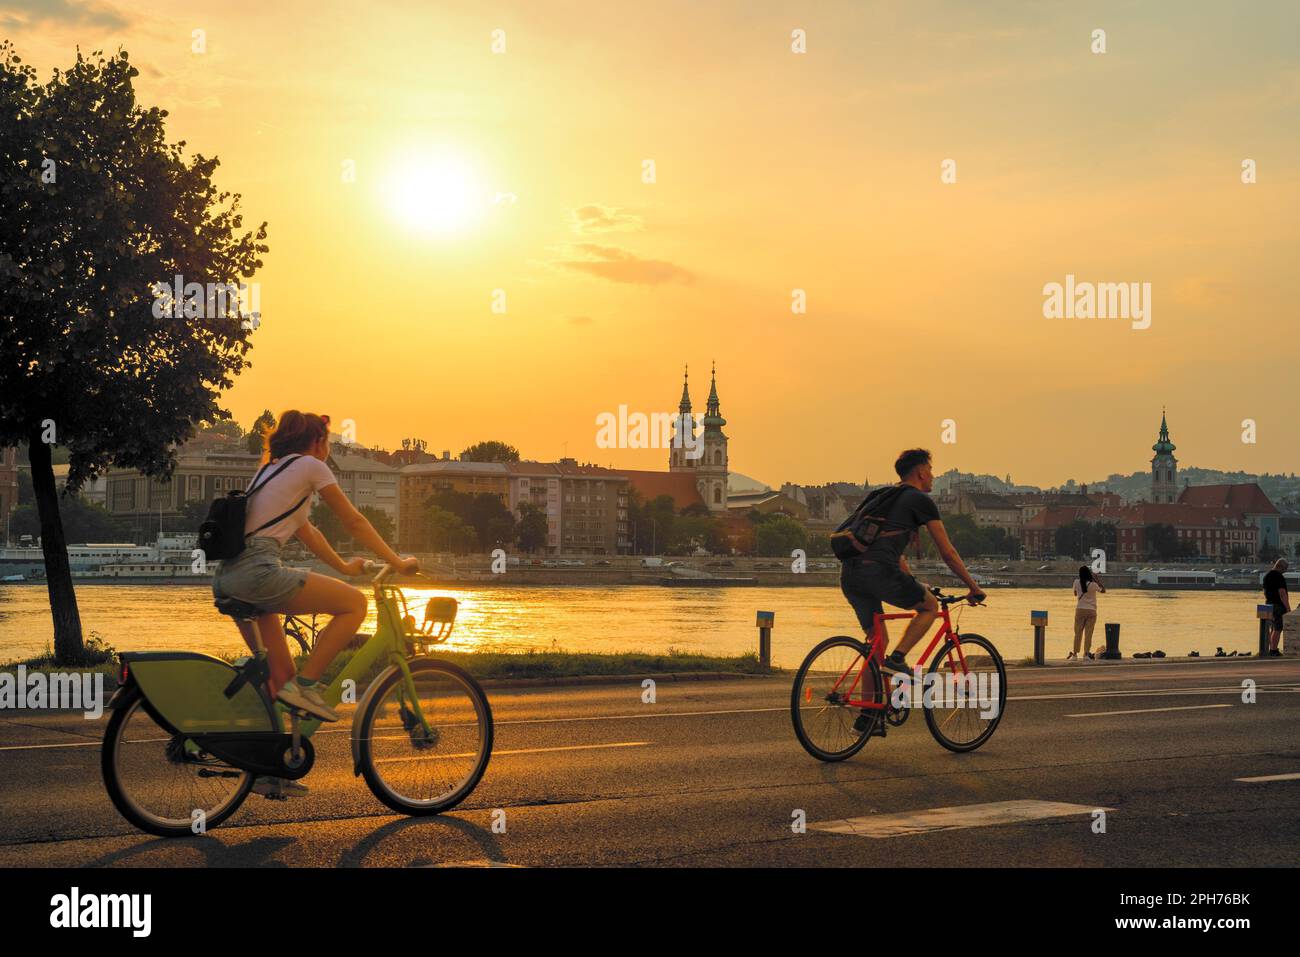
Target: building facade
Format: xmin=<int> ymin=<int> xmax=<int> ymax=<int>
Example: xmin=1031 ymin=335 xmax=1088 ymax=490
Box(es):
xmin=398 ymin=457 xmax=629 ymax=555
xmin=104 ymin=446 xmax=262 ymax=541
xmin=327 ymin=449 xmax=400 ymax=529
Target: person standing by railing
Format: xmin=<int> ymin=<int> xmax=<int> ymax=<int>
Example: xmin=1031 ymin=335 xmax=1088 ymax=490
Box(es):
xmin=1069 ymin=566 xmax=1105 ymax=660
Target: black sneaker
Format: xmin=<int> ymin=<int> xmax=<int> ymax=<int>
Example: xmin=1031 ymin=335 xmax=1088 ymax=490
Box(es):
xmin=853 ymin=710 xmax=885 ymax=737
xmin=1270 ymin=649 xmax=1282 ymax=657
xmin=880 ymin=652 xmax=910 ymax=676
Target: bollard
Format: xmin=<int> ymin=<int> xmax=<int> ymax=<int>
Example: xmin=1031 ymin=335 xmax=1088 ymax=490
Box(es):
xmin=1103 ymin=622 xmax=1121 ymax=659
xmin=756 ymin=610 xmax=774 ymax=668
xmin=1030 ymin=610 xmax=1048 ymax=665
xmin=1257 ymin=604 xmax=1274 ymax=658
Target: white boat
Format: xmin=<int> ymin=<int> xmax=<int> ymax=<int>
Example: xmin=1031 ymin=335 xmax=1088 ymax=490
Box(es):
xmin=1135 ymin=569 xmax=1217 ymax=589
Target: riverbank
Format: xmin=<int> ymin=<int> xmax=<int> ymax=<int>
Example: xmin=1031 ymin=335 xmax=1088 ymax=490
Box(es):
xmin=3 ymin=646 xmax=775 ymax=689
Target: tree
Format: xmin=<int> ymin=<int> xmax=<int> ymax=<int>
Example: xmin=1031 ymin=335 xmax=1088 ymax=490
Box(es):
xmin=9 ymin=498 xmax=130 ymax=544
xmin=199 ymin=417 xmax=242 ymax=443
xmin=517 ymin=502 xmax=549 ymax=553
xmin=309 ymin=501 xmax=347 ymax=548
xmin=0 ymin=45 xmax=268 ymax=662
xmin=424 ymin=490 xmax=514 ymax=550
xmin=360 ymin=506 xmax=395 ymax=544
xmin=634 ymin=495 xmax=676 ymax=555
xmin=755 ymin=514 xmax=808 ymax=557
xmin=246 ymin=409 xmax=275 ymax=455
xmin=460 ymin=441 xmax=519 ymax=463
xmin=308 ymin=501 xmax=395 ymax=550
xmin=425 ymin=505 xmax=477 ymax=553
xmin=1144 ymin=524 xmax=1184 ymax=561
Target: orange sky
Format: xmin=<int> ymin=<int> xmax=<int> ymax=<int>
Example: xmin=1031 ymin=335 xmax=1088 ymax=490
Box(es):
xmin=7 ymin=0 xmax=1299 ymax=487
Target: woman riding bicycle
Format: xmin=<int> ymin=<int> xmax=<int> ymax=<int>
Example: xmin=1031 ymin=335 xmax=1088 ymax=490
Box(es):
xmin=212 ymin=410 xmax=418 ymax=725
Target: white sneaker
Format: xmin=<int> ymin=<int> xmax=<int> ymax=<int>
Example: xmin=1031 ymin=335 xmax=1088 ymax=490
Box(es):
xmin=252 ymin=776 xmax=309 ymax=799
xmin=277 ymin=680 xmax=340 ymax=722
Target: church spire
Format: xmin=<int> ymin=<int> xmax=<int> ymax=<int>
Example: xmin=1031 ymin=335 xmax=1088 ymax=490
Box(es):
xmin=1152 ymin=407 xmax=1176 ymax=453
xmin=678 ymin=364 xmax=692 ymax=415
xmin=703 ymin=361 xmax=726 ymax=429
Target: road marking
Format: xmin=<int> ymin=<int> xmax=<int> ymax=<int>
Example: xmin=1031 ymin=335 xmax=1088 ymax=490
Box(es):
xmin=1064 ymin=704 xmax=1232 ymax=718
xmin=1235 ymin=772 xmax=1300 ymax=783
xmin=420 ymin=860 xmax=525 ymax=868
xmin=2 ymin=685 xmax=1295 ymax=754
xmin=374 ymin=740 xmax=649 ymax=763
xmin=810 ymin=800 xmax=1108 ymax=838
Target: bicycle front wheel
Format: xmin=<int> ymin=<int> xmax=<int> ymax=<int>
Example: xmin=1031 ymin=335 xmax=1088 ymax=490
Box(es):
xmin=358 ymin=657 xmax=493 ymax=815
xmin=923 ymin=633 xmax=1006 ymax=753
xmin=791 ymin=636 xmax=882 ymax=762
xmin=102 ymin=690 xmax=253 ymax=837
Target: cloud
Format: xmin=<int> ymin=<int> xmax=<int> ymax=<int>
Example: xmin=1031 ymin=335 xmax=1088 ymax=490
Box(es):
xmin=571 ymin=204 xmax=643 ymax=234
xmin=0 ymin=0 xmax=130 ymax=29
xmin=568 ymin=315 xmax=594 ymax=326
xmin=554 ymin=243 xmax=694 ymax=286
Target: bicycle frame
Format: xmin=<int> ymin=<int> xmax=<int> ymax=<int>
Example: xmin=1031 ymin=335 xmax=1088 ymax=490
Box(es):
xmin=831 ymin=602 xmax=971 ymax=712
xmin=280 ymin=570 xmax=441 ymax=757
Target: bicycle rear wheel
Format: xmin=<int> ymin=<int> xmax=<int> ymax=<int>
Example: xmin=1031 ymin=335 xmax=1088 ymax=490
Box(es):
xmin=791 ymin=636 xmax=883 ymax=762
xmin=102 ymin=690 xmax=253 ymax=837
xmin=923 ymin=633 xmax=1006 ymax=753
xmin=358 ymin=657 xmax=493 ymax=815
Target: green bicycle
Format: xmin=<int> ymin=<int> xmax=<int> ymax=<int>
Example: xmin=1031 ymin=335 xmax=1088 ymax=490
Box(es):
xmin=101 ymin=562 xmax=492 ymax=837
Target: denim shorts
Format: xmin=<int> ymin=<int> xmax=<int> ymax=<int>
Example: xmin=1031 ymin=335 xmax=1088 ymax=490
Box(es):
xmin=840 ymin=559 xmax=927 ymax=635
xmin=212 ymin=536 xmax=309 ymax=611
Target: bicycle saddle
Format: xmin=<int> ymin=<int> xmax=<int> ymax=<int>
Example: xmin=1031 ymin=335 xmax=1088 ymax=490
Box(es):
xmin=214 ymin=596 xmax=262 ymax=621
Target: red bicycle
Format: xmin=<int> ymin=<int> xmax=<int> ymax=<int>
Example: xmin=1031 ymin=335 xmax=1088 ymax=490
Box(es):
xmin=791 ymin=588 xmax=1006 ymax=760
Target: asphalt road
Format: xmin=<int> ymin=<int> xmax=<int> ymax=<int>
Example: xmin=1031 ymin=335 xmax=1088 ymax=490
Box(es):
xmin=1 ymin=659 xmax=1298 ymax=867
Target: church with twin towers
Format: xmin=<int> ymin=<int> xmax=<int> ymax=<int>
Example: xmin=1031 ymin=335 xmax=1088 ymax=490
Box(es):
xmin=668 ymin=364 xmax=729 ymax=512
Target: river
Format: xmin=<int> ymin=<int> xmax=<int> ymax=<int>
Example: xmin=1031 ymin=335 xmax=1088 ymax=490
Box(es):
xmin=0 ymin=583 xmax=1275 ymax=666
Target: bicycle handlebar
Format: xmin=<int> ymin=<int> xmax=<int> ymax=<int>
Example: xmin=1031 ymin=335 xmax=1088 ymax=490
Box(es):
xmin=930 ymin=585 xmax=987 ymax=607
xmin=360 ymin=559 xmax=422 ymax=584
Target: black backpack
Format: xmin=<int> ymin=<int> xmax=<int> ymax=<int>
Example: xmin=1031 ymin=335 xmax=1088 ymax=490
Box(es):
xmin=830 ymin=484 xmax=910 ymax=562
xmin=197 ymin=454 xmax=309 ymax=561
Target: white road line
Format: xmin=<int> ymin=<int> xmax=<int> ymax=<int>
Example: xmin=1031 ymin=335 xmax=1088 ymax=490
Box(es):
xmin=811 ymin=800 xmax=1109 ymax=838
xmin=1235 ymin=772 xmax=1300 ymax=783
xmin=2 ymin=685 xmax=1296 ymax=754
xmin=1064 ymin=704 xmax=1233 ymax=718
xmin=374 ymin=741 xmax=649 ymax=763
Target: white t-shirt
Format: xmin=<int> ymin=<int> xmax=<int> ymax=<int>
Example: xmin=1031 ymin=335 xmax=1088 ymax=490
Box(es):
xmin=244 ymin=455 xmax=338 ymax=544
xmin=1073 ymin=579 xmax=1101 ymax=611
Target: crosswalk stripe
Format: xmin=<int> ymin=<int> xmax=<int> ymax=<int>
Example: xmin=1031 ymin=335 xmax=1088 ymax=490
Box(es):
xmin=810 ymin=800 xmax=1108 ymax=838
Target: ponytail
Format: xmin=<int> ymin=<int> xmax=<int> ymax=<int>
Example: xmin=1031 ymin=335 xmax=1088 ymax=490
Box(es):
xmin=261 ymin=410 xmax=329 ymax=463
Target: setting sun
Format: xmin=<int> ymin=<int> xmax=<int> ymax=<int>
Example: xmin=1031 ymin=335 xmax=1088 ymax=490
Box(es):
xmin=380 ymin=149 xmax=484 ymax=237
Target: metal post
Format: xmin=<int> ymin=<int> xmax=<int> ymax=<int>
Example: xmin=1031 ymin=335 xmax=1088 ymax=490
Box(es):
xmin=1257 ymin=603 xmax=1273 ymax=658
xmin=1031 ymin=610 xmax=1048 ymax=666
xmin=756 ymin=610 xmax=774 ymax=669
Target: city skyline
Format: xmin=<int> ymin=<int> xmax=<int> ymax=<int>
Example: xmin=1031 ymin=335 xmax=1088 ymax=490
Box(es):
xmin=5 ymin=1 xmax=1298 ymax=488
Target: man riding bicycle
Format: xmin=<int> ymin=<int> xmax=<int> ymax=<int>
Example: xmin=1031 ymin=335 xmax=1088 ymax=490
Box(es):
xmin=837 ymin=449 xmax=985 ymax=682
